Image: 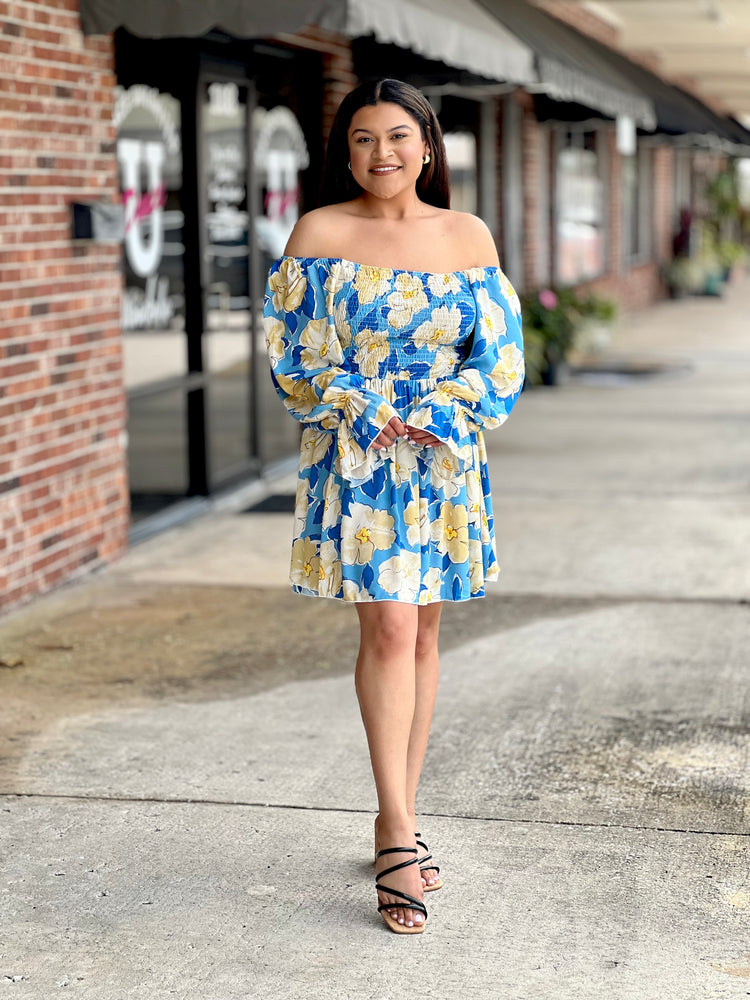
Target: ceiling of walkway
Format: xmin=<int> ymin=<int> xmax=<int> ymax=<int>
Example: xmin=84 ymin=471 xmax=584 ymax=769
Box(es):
xmin=537 ymin=0 xmax=750 ymax=124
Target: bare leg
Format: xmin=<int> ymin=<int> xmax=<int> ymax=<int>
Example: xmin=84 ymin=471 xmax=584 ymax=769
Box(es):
xmin=408 ymin=602 xmax=442 ymax=888
xmin=355 ymin=602 xmax=424 ymax=928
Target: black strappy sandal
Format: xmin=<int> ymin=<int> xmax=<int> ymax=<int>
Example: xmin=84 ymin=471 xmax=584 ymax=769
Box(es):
xmin=375 ymin=846 xmax=428 ymax=935
xmin=415 ymin=832 xmax=443 ymax=892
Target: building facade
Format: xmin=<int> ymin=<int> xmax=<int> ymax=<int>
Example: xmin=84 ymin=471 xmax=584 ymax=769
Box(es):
xmin=1 ymin=0 xmax=746 ymax=613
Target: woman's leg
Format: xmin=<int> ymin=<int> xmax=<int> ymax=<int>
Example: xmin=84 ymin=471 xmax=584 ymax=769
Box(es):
xmin=355 ymin=602 xmax=424 ymax=928
xmin=407 ymin=602 xmax=443 ymax=887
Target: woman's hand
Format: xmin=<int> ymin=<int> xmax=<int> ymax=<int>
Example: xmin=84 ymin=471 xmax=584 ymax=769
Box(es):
xmin=405 ymin=425 xmax=443 ymax=448
xmin=372 ymin=415 xmax=409 ymax=451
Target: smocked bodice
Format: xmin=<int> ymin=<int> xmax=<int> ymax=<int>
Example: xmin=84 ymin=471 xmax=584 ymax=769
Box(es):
xmin=327 ymin=261 xmax=478 ymax=382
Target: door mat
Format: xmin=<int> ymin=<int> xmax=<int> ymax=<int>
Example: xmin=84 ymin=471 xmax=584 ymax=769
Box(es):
xmin=242 ymin=493 xmax=296 ymax=514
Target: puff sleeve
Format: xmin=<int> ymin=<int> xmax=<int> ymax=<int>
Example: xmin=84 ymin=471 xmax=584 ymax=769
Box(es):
xmin=405 ymin=267 xmax=524 ymax=472
xmin=264 ymin=256 xmax=400 ymax=486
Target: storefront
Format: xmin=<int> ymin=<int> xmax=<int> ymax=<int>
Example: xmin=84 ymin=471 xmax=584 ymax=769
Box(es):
xmin=113 ymin=32 xmax=324 ymax=519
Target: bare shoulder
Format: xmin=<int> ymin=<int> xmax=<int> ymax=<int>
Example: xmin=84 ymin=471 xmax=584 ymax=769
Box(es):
xmin=283 ymin=204 xmax=355 ymax=259
xmin=445 ymin=211 xmax=500 ymax=269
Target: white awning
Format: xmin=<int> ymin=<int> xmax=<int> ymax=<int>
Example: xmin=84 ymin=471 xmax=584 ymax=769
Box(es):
xmin=336 ymin=0 xmax=535 ymax=86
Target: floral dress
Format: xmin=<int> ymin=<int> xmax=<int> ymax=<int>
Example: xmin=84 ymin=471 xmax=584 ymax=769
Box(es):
xmin=263 ymin=255 xmax=524 ymax=604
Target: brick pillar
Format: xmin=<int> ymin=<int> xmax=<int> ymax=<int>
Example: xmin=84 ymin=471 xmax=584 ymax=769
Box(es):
xmin=0 ymin=0 xmax=128 ymax=613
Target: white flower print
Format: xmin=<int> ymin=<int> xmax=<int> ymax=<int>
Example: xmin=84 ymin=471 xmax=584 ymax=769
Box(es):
xmin=498 ymin=270 xmax=522 ymax=317
xmin=321 ymin=473 xmax=341 ymax=529
xmin=300 ymin=317 xmax=343 ymax=370
xmin=413 ymin=305 xmax=463 ymax=352
xmin=299 ymin=428 xmax=334 ymax=469
xmin=354 ymin=265 xmax=393 ymax=304
xmin=378 ymin=551 xmax=422 ymax=602
xmin=353 ymin=329 xmax=390 ymax=377
xmin=386 ymin=273 xmax=429 ymax=329
xmin=476 ymin=286 xmax=508 ymax=343
xmin=318 ymin=539 xmax=342 ymax=598
xmin=490 ymin=343 xmax=525 ymax=397
xmin=429 ymin=346 xmax=460 ymax=380
xmin=340 ymin=503 xmax=396 ymax=565
xmin=418 ymin=566 xmax=443 ymax=604
xmin=325 ymin=259 xmax=356 ymax=296
xmin=427 ymin=272 xmax=462 ymax=297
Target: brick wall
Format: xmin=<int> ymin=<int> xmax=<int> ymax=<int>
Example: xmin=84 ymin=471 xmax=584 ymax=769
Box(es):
xmin=0 ymin=0 xmax=128 ymax=613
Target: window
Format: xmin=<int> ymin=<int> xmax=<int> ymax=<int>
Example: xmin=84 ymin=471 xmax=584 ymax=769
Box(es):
xmin=555 ymin=129 xmax=605 ymax=284
xmin=622 ymin=144 xmax=653 ymax=265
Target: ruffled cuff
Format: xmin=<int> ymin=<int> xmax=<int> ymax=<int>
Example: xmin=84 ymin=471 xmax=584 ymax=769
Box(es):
xmin=406 ymin=401 xmax=476 ymax=480
xmin=334 ymin=397 xmax=399 ymax=486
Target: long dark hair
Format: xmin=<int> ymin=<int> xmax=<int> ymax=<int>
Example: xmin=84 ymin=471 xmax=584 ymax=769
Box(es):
xmin=319 ymin=78 xmax=450 ymax=210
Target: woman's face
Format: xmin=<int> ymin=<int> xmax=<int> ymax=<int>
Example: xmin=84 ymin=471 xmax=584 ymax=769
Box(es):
xmin=347 ymin=102 xmax=429 ymax=201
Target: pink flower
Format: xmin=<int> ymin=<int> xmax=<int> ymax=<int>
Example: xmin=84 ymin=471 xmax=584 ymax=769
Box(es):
xmin=538 ymin=289 xmax=558 ymax=309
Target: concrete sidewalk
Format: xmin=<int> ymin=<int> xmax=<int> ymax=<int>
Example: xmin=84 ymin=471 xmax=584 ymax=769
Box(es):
xmin=2 ymin=280 xmax=750 ymax=999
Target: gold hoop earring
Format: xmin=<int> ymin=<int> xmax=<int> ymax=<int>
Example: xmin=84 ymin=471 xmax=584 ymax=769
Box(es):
xmin=423 ymin=153 xmax=431 ymax=164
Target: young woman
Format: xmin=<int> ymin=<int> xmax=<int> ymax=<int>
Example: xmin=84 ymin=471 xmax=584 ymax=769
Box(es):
xmin=264 ymin=79 xmax=524 ymax=935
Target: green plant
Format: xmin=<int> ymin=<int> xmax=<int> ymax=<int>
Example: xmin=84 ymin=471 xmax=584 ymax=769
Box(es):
xmin=717 ymin=238 xmax=745 ymax=270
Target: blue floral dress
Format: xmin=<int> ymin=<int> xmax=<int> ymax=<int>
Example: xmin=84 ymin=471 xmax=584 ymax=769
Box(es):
xmin=263 ymin=256 xmax=524 ymax=603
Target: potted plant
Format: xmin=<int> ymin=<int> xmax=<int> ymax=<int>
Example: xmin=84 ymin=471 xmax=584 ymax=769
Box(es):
xmin=520 ymin=288 xmax=576 ymax=385
xmin=573 ymin=291 xmax=618 ymax=354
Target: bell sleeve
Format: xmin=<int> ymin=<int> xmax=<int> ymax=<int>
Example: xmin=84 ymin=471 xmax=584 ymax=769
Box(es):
xmin=406 ymin=266 xmax=525 ymax=473
xmin=263 ymin=256 xmax=400 ymax=485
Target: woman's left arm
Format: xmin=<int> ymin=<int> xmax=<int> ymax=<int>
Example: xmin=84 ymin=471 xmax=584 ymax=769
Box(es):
xmin=406 ymin=267 xmax=525 ymax=466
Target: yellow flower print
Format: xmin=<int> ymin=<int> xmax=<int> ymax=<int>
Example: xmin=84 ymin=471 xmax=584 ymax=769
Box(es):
xmin=268 ymin=256 xmax=307 ymax=312
xmin=386 ymin=273 xmax=429 ymax=329
xmin=475 ymin=286 xmax=508 ymax=343
xmin=413 ymin=305 xmax=463 ymax=352
xmin=403 ymin=498 xmax=421 ymax=545
xmin=333 ymin=298 xmax=352 ymax=348
xmin=300 ymin=428 xmax=335 ymax=469
xmin=264 ymin=317 xmax=286 ymax=368
xmin=342 ymin=580 xmax=374 ymax=602
xmin=341 ymin=502 xmax=395 ymax=565
xmin=432 ymin=378 xmax=481 ymax=405
xmin=321 ymin=385 xmax=369 ymax=425
xmin=290 ymin=537 xmax=319 ymax=587
xmin=300 ymin=317 xmax=344 ymax=370
xmin=321 ymin=473 xmax=341 ymax=529
xmin=429 ymin=501 xmax=469 ymax=564
xmin=490 ymin=343 xmax=525 ymax=397
xmin=354 ymin=265 xmax=393 ymax=304
xmin=353 ymin=329 xmax=390 ymax=377
xmin=427 ymin=272 xmax=462 ymax=297
xmin=418 ymin=566 xmax=442 ymax=604
xmin=275 ymin=372 xmax=321 ymax=417
xmin=318 ymin=540 xmax=342 ymax=598
xmin=293 ymin=478 xmax=309 ymax=535
xmin=377 ymin=551 xmax=421 ymax=602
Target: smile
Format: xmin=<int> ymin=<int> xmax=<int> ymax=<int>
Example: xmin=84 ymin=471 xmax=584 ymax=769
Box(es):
xmin=370 ymin=166 xmax=401 ymax=175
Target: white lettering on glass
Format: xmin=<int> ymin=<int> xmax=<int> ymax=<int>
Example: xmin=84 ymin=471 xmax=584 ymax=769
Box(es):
xmin=118 ymin=138 xmax=166 ymax=278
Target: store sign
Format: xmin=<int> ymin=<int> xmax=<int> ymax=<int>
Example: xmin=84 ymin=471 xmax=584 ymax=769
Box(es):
xmin=254 ymin=106 xmax=310 ymax=259
xmin=114 ymin=85 xmax=182 ymax=330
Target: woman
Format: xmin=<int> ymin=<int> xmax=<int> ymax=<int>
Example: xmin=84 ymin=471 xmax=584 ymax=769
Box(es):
xmin=264 ymin=78 xmax=524 ymax=935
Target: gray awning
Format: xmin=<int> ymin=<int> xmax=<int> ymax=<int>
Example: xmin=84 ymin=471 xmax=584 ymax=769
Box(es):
xmin=477 ymin=0 xmax=657 ymax=130
xmin=328 ymin=0 xmax=535 ymax=86
xmin=78 ymin=0 xmax=346 ymax=38
xmin=80 ymin=0 xmax=535 ymax=86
